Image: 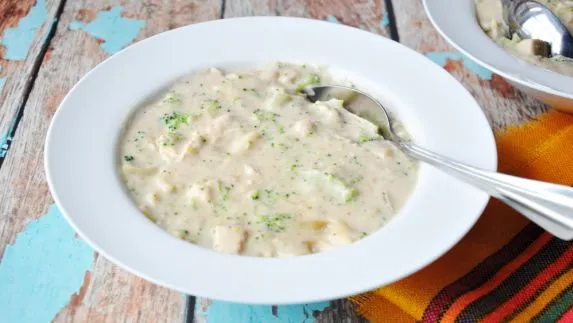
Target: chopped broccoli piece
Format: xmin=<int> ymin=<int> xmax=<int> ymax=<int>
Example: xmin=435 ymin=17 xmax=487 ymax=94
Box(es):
xmin=123 ymin=155 xmax=134 ymax=162
xmin=358 ymin=134 xmax=382 ymax=143
xmin=219 ymin=184 xmax=232 ymax=201
xmin=325 ymin=173 xmax=359 ymax=203
xmin=251 ymin=188 xmax=278 ymax=206
xmin=203 ymin=99 xmax=222 ymax=115
xmin=162 ymin=91 xmax=182 ymax=105
xmin=295 ymin=74 xmax=321 ymax=92
xmin=250 ymin=190 xmax=260 ymax=200
xmin=257 ymin=213 xmax=293 ymax=232
xmin=253 ymin=109 xmax=280 ymax=122
xmin=267 ymin=88 xmax=293 ymax=107
xmin=242 ymin=88 xmax=260 ymax=96
xmin=160 ymin=132 xmax=183 ymax=146
xmin=161 ymin=112 xmax=190 ymax=131
xmin=302 ymin=170 xmax=359 ymax=204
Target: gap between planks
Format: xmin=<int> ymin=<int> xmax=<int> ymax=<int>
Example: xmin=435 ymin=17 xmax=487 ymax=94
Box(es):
xmin=0 ymin=0 xmax=67 ymax=169
xmin=220 ymin=0 xmax=226 ymax=19
xmin=0 ymin=0 xmax=391 ymax=321
xmin=186 ymin=0 xmax=396 ymax=321
xmin=383 ymin=0 xmax=399 ymax=41
xmin=185 ymin=296 xmax=196 ymax=323
xmin=1 ymin=1 xmax=220 ymax=322
xmin=185 ymin=0 xmax=222 ymax=321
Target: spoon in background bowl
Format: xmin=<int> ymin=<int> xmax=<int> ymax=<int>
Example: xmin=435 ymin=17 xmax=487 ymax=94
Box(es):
xmin=502 ymin=0 xmax=573 ymax=58
xmin=303 ymin=85 xmax=573 ymax=240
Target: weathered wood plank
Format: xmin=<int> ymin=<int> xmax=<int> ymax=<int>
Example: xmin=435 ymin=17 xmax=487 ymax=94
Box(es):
xmin=0 ymin=1 xmax=220 ymax=322
xmin=225 ymin=0 xmax=391 ymax=36
xmin=194 ymin=298 xmax=366 ymax=323
xmin=317 ymin=299 xmax=368 ymax=323
xmin=0 ymin=0 xmax=63 ymax=159
xmin=391 ymin=0 xmax=547 ymax=129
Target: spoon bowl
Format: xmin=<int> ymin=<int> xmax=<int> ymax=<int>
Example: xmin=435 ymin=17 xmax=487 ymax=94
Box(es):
xmin=502 ymin=0 xmax=573 ymax=58
xmin=304 ymin=84 xmax=573 ymax=240
xmin=303 ymin=85 xmax=395 ymax=139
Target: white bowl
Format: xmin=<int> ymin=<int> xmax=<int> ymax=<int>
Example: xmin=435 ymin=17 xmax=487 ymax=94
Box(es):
xmin=45 ymin=17 xmax=496 ymax=304
xmin=424 ymin=0 xmax=573 ymax=113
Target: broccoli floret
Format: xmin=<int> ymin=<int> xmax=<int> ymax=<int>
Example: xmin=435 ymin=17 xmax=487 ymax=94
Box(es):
xmin=161 ymin=112 xmax=190 ymax=131
xmin=295 ymin=74 xmax=321 ymax=92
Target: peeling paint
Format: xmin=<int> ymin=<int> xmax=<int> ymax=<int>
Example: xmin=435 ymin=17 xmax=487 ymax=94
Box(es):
xmin=380 ymin=13 xmax=389 ymax=28
xmin=0 ymin=130 xmax=10 ymax=158
xmin=325 ymin=15 xmax=341 ymax=24
xmin=0 ymin=204 xmax=94 ymax=322
xmin=0 ymin=113 xmax=17 ymax=158
xmin=69 ymin=6 xmax=145 ymax=54
xmin=0 ymin=0 xmax=50 ymax=61
xmin=196 ymin=300 xmax=330 ymax=323
xmin=0 ymin=66 xmax=5 ymax=91
xmin=426 ymin=51 xmax=493 ymax=80
xmin=197 ymin=301 xmax=331 ymax=323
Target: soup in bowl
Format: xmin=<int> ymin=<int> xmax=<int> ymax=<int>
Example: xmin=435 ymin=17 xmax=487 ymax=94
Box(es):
xmin=45 ymin=17 xmax=496 ymax=304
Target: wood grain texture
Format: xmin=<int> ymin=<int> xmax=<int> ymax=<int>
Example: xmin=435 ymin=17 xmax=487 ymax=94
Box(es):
xmin=391 ymin=0 xmax=548 ymax=130
xmin=225 ymin=0 xmax=391 ymax=36
xmin=5 ymin=1 xmax=547 ymax=322
xmin=0 ymin=1 xmax=220 ymax=322
xmin=317 ymin=299 xmax=368 ymax=323
xmin=0 ymin=0 xmax=63 ymax=157
xmin=194 ymin=298 xmax=366 ymax=323
xmin=52 ymin=255 xmax=187 ymax=322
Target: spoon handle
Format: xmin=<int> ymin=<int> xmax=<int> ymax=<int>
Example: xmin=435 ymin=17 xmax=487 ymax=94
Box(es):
xmin=399 ymin=142 xmax=573 ymax=240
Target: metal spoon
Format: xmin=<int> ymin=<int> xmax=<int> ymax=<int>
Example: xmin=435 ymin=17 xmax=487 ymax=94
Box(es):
xmin=502 ymin=0 xmax=573 ymax=58
xmin=303 ymin=85 xmax=573 ymax=240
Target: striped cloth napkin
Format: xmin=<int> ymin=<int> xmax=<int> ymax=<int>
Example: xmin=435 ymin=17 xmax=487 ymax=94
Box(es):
xmin=350 ymin=110 xmax=573 ymax=322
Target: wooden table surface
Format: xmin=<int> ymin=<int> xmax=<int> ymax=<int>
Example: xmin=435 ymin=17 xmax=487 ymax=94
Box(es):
xmin=0 ymin=0 xmax=548 ymax=322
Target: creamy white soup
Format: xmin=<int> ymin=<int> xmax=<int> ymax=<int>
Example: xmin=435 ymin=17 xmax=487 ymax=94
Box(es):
xmin=475 ymin=0 xmax=573 ymax=76
xmin=119 ymin=63 xmax=418 ymax=257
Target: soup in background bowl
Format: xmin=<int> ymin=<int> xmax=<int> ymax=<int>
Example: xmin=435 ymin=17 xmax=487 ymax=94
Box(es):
xmin=475 ymin=0 xmax=573 ymax=77
xmin=424 ymin=0 xmax=573 ymax=113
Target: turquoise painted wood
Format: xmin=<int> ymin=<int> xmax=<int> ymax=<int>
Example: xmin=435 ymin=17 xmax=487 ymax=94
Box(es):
xmin=0 ymin=0 xmax=51 ymax=60
xmin=0 ymin=4 xmax=350 ymax=322
xmin=0 ymin=0 xmax=550 ymax=321
xmin=0 ymin=6 xmax=147 ymax=321
xmin=68 ymin=5 xmax=145 ymax=54
xmin=0 ymin=205 xmax=93 ymax=322
xmin=195 ymin=300 xmax=331 ymax=323
xmin=0 ymin=204 xmax=335 ymax=322
xmin=0 ymin=66 xmax=6 ymax=91
xmin=0 ymin=0 xmax=54 ymax=157
xmin=425 ymin=51 xmax=493 ymax=80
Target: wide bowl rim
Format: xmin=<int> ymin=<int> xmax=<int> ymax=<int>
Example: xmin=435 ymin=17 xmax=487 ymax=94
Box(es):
xmin=44 ymin=16 xmax=497 ymax=304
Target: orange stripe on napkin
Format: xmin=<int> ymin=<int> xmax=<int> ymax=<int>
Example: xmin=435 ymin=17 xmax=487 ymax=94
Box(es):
xmin=440 ymin=233 xmax=551 ymax=321
xmin=482 ymin=245 xmax=573 ymax=322
xmin=510 ymin=268 xmax=573 ymax=322
xmin=350 ymin=110 xmax=573 ymax=322
xmin=364 ymin=199 xmax=530 ymax=319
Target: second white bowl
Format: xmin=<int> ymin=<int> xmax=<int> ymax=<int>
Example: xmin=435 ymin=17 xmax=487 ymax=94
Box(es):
xmin=424 ymin=0 xmax=573 ymax=113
